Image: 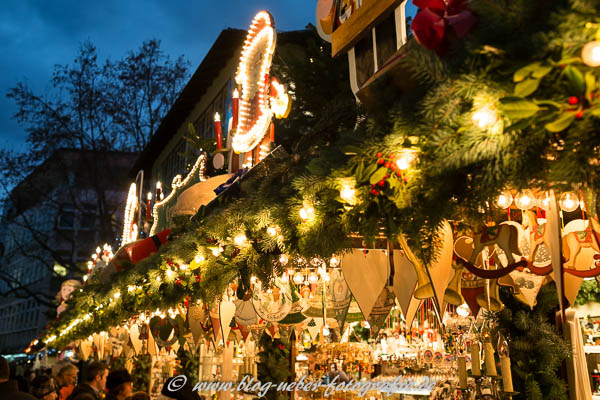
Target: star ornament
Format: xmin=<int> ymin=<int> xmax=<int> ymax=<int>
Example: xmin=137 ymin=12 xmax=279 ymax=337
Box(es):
xmin=233 ymin=11 xmax=277 ymax=154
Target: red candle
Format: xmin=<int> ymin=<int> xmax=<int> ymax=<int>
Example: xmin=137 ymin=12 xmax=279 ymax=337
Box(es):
xmin=232 ymin=88 xmax=239 ymax=131
xmin=146 ymin=192 xmax=152 ymax=220
xmin=214 ymin=112 xmax=222 ymax=149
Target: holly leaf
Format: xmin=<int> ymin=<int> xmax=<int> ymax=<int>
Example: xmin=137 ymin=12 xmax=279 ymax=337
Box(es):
xmin=514 ymin=78 xmax=541 ymax=97
xmin=499 ymin=96 xmax=540 ymax=119
xmin=369 ymin=167 xmax=387 ymax=185
xmin=531 ymin=65 xmax=552 ymax=79
xmin=564 ymin=65 xmax=585 ymax=95
xmin=360 ymin=163 xmax=377 ymax=182
xmin=545 ymin=112 xmax=575 ymax=132
xmin=585 ymin=71 xmax=596 ymax=101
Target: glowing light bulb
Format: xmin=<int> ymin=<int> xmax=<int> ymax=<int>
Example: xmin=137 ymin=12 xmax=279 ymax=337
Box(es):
xmin=308 ymin=272 xmax=319 ymax=284
xmin=113 ymin=291 xmax=120 ymax=299
xmin=472 ymin=106 xmax=498 ymax=129
xmin=195 ymin=254 xmax=205 ymax=264
xmin=322 ymin=326 xmax=330 ymax=336
xmin=211 ymin=247 xmax=223 ymax=257
xmin=267 ymin=226 xmax=278 ymax=236
xmin=250 ymin=276 xmax=257 ymax=284
xmin=514 ymin=190 xmax=535 ymax=210
xmin=156 ymin=276 xmax=161 ymax=282
xmin=559 ymin=192 xmax=580 ymax=212
xmin=330 ymin=256 xmax=340 ymax=267
xmin=96 ymin=247 xmax=102 ymax=254
xmin=214 ymin=112 xmax=221 ymax=122
xmin=299 ymin=205 xmax=315 ymax=221
xmin=180 ymin=264 xmax=188 ymax=271
xmin=279 ymin=254 xmax=289 ymax=265
xmin=83 ymin=275 xmax=88 ymax=282
xmin=340 ymin=185 xmax=357 ymax=204
xmin=582 ymin=41 xmax=600 ymax=67
xmin=280 ymin=272 xmax=289 ymax=283
xmin=166 ymin=269 xmax=175 ymax=279
xmin=128 ymin=285 xmax=135 ymax=293
xmin=234 ymin=234 xmax=247 ymax=246
xmin=456 ymin=303 xmax=470 ymax=317
xmin=322 ymin=273 xmax=331 ymax=282
xmin=293 ymin=272 xmax=305 ymax=285
xmin=495 ymin=191 xmax=513 ymax=209
xmin=156 ymin=181 xmax=162 ymax=190
xmin=147 ymin=192 xmax=152 ymax=201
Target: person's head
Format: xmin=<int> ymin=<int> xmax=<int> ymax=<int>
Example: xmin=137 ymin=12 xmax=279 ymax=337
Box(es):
xmin=85 ymin=362 xmax=107 ymax=391
xmin=30 ymin=374 xmax=58 ymax=400
xmin=330 ymin=363 xmax=337 ymax=372
xmin=0 ymin=356 xmax=10 ymax=383
xmin=53 ymin=362 xmax=78 ymax=386
xmin=128 ymin=392 xmax=150 ymax=400
xmin=106 ymin=370 xmax=133 ymax=399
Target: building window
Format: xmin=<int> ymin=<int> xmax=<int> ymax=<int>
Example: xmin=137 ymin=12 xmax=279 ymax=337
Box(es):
xmin=57 ymin=206 xmax=75 ymax=229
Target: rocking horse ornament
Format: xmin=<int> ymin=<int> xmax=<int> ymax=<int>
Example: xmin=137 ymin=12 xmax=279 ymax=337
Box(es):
xmin=469 ymin=224 xmax=521 ymax=266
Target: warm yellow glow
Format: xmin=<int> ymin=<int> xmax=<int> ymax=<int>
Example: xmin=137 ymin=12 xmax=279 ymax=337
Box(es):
xmin=250 ymin=276 xmax=257 ymax=284
xmin=308 ymin=272 xmax=319 ymax=284
xmin=270 ymin=78 xmax=291 ymax=119
xmin=330 ymin=256 xmax=340 ymax=267
xmin=122 ymin=183 xmax=138 ymax=245
xmin=280 ymin=272 xmax=289 ymax=283
xmin=495 ymin=191 xmax=513 ymax=209
xmin=559 ymin=191 xmax=580 ymax=212
xmin=147 ymin=192 xmax=152 ymax=201
xmin=279 ymin=254 xmax=289 ymax=265
xmin=322 ymin=326 xmax=330 ymax=336
xmin=194 ymin=254 xmax=205 ymax=264
xmin=299 ymin=204 xmax=315 ymax=221
xmin=166 ymin=269 xmax=175 ymax=279
xmin=113 ymin=291 xmax=121 ymax=299
xmin=234 ymin=233 xmax=247 ymax=246
xmin=156 ymin=181 xmax=162 ymax=190
xmin=395 ymin=150 xmax=417 ymax=171
xmin=472 ymin=106 xmax=498 ymax=129
xmin=340 ymin=184 xmax=357 ymax=204
xmin=233 ymin=11 xmax=276 ymax=153
xmin=582 ymin=41 xmax=600 ymax=67
xmin=128 ymin=285 xmax=135 ymax=293
xmin=214 ymin=112 xmax=220 ymax=122
xmin=293 ymin=272 xmax=305 ymax=284
xmin=515 ymin=190 xmax=535 ymax=210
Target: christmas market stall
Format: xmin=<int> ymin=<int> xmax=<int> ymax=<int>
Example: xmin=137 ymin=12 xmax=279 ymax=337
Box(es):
xmin=29 ymin=0 xmax=600 ymax=399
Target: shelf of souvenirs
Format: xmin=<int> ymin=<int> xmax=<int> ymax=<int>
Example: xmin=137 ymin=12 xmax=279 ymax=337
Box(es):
xmin=581 ymin=315 xmax=600 ymax=353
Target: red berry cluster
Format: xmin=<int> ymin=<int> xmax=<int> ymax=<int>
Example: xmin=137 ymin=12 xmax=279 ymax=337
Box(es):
xmin=371 ymin=152 xmax=407 ymax=196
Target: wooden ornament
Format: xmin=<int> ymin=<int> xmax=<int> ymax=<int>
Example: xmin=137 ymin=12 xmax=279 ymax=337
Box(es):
xmin=233 ymin=299 xmax=259 ymax=327
xmin=340 ymin=249 xmax=388 ymax=319
xmin=219 ymin=297 xmax=237 ymax=347
xmin=188 ymin=305 xmax=211 ymax=347
xmin=129 ymin=324 xmax=143 ymax=355
xmin=79 ymin=338 xmax=92 ymax=361
xmin=366 ymin=287 xmax=395 ymax=338
xmin=391 ymin=247 xmax=418 ymax=321
xmin=251 ymin=278 xmax=292 ymax=322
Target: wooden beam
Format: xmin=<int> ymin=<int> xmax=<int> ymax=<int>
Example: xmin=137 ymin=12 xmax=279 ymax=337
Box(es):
xmin=331 ymin=0 xmax=403 ymax=57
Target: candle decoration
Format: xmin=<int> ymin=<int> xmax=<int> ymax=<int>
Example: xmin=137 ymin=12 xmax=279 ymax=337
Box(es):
xmin=498 ymin=333 xmax=513 ymax=392
xmin=214 ymin=112 xmax=223 ymax=149
xmin=482 ymin=323 xmax=497 ymax=376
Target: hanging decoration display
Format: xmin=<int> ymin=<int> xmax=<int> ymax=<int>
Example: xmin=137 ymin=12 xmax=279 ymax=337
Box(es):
xmin=251 ymin=278 xmax=292 ymax=322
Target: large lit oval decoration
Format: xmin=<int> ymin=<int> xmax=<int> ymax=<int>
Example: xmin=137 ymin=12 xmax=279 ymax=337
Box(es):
xmin=233 ymin=11 xmax=277 ymax=154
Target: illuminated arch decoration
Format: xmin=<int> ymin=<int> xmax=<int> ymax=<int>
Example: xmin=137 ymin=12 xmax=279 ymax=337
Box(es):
xmin=150 ymin=154 xmax=206 ymax=235
xmin=122 ymin=183 xmax=138 ymax=245
xmin=233 ymin=11 xmax=290 ymax=154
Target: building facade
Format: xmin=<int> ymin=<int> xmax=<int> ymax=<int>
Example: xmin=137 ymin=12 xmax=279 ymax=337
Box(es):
xmin=0 ymin=149 xmax=136 ymax=354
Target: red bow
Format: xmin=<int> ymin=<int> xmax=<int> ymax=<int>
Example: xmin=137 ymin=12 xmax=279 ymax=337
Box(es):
xmin=411 ymin=0 xmax=476 ymax=54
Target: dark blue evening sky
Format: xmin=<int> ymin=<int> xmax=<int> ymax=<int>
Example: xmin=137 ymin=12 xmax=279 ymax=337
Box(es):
xmin=0 ymin=1 xmax=317 ymax=151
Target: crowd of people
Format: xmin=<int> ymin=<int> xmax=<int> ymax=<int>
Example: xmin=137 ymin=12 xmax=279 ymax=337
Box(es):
xmin=1 ymin=356 xmax=199 ymax=400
